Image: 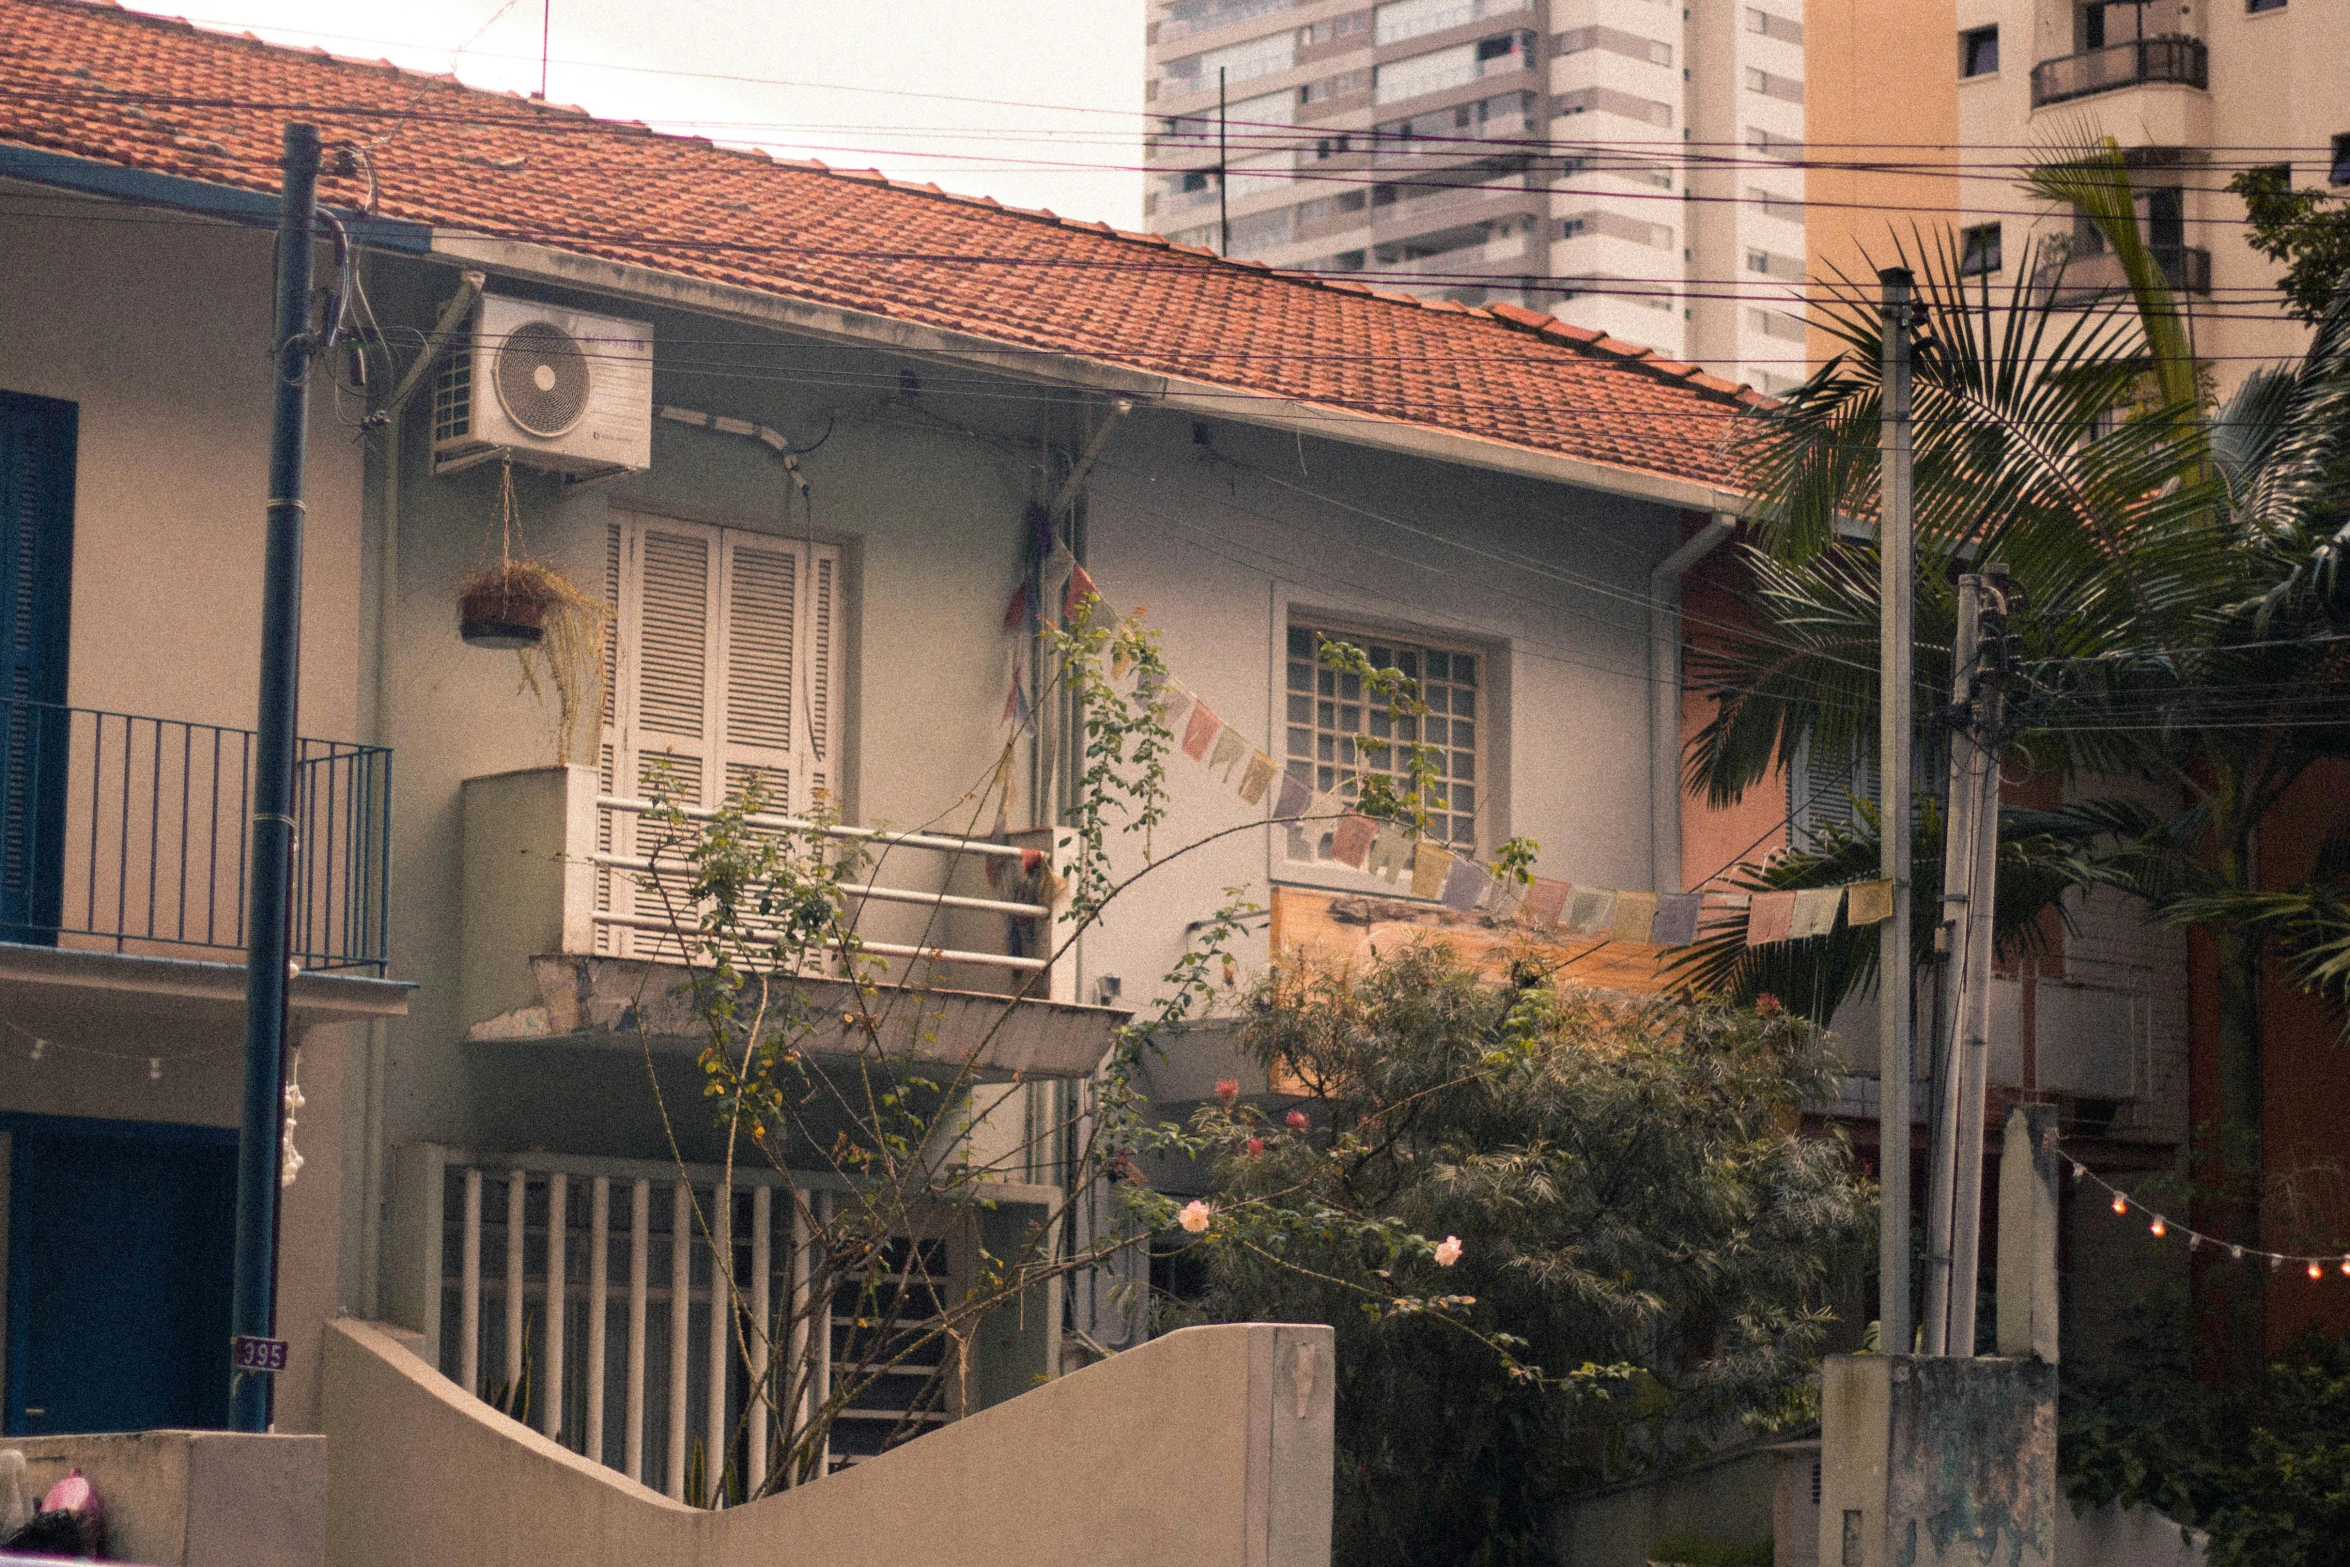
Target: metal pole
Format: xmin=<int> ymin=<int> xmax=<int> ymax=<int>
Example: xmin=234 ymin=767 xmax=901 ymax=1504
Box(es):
xmin=1217 ymin=67 xmax=1230 ymax=257
xmin=230 ymin=121 xmax=320 ymax=1431
xmin=1946 ymin=571 xmax=2010 ymax=1355
xmin=1921 ymin=574 xmax=1984 ymax=1355
xmin=1876 ymin=267 xmax=1916 ymax=1357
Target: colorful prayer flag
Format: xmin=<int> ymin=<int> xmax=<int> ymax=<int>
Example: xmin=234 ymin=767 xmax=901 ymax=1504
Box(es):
xmin=1182 ymin=701 xmax=1221 ymax=761
xmin=1746 ymin=889 xmax=1797 ymax=946
xmin=1612 ymin=890 xmax=1659 ymax=943
xmin=1411 ymin=842 xmax=1452 ymax=901
xmin=1566 ymin=887 xmax=1616 ymax=935
xmin=1003 ymin=680 xmax=1031 ymax=726
xmin=1846 ymin=879 xmax=1895 ymax=926
xmin=1651 ymin=891 xmax=1703 ymax=947
xmin=1208 ymin=724 xmax=1247 ymax=779
xmin=1331 ymin=814 xmax=1377 ymax=868
xmin=1273 ymin=771 xmax=1310 ymax=820
xmin=1063 ymin=562 xmax=1098 ymax=619
xmin=1520 ymin=877 xmax=1570 ymax=929
xmin=1789 ymin=885 xmax=1844 ymax=939
xmin=1365 ymin=825 xmax=1412 ymax=882
xmin=1239 ymin=751 xmax=1277 ymax=807
xmin=1160 ymin=680 xmax=1196 ymax=733
xmin=1002 ymin=579 xmax=1031 ymax=630
xmin=1439 ymin=855 xmax=1489 ymax=912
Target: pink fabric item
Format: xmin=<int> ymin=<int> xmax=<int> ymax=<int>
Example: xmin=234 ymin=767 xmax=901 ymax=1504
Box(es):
xmin=1746 ymin=889 xmax=1797 ymax=946
xmin=1182 ymin=701 xmax=1221 ymax=761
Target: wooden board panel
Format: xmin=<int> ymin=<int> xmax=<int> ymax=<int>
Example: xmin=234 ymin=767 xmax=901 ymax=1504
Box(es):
xmin=1269 ymin=886 xmax=1676 ymax=997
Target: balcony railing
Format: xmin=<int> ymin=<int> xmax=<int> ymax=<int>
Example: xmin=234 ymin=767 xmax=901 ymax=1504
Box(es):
xmin=0 ymin=698 xmax=391 ymax=971
xmin=2032 ymin=243 xmax=2212 ymax=305
xmin=2029 ymin=35 xmax=2207 ymax=107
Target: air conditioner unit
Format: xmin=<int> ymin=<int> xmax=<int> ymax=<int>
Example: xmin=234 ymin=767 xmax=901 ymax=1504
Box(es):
xmin=432 ymin=295 xmax=653 ymax=477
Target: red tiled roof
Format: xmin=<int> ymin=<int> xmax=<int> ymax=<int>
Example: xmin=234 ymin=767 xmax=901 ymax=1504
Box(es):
xmin=0 ymin=0 xmax=1762 ymax=491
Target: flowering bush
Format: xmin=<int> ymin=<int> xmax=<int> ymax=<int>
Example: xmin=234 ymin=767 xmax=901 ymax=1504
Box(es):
xmin=1162 ymin=942 xmax=1872 ymax=1567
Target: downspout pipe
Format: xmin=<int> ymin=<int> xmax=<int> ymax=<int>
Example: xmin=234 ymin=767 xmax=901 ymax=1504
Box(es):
xmin=1649 ymin=513 xmax=1735 ymax=892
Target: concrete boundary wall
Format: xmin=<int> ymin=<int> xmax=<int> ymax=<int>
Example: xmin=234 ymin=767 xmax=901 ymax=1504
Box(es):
xmin=322 ymin=1316 xmax=1333 ymax=1567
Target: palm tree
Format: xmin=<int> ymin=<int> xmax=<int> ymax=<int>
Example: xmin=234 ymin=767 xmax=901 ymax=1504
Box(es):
xmin=1682 ymin=141 xmax=2350 ymax=1372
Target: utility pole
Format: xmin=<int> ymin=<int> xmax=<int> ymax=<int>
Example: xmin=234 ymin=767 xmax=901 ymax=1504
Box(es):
xmin=1922 ymin=574 xmax=1985 ymax=1354
xmin=1217 ymin=66 xmax=1230 ymax=257
xmin=230 ymin=121 xmax=320 ymax=1431
xmin=1876 ymin=267 xmax=1916 ymax=1357
xmin=1946 ymin=569 xmax=2015 ymax=1355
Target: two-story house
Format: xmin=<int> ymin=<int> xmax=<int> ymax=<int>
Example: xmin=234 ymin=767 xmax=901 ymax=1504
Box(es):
xmin=0 ymin=0 xmax=1767 ymax=1516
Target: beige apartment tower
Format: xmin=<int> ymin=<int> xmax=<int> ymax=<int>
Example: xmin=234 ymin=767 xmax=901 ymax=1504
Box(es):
xmin=1144 ymin=0 xmax=1818 ymax=391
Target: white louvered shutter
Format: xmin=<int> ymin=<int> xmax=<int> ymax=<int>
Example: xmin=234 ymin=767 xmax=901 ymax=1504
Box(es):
xmin=600 ymin=515 xmax=843 ymax=956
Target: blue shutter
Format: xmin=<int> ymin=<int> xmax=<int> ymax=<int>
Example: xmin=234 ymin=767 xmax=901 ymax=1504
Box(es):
xmin=0 ymin=391 xmax=74 ymax=940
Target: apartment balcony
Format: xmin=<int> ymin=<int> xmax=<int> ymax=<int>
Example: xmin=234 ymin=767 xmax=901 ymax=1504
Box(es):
xmin=456 ymin=766 xmax=1118 ymax=1080
xmin=2031 ymin=243 xmax=2212 ymax=305
xmin=2029 ymin=34 xmax=2206 ymax=107
xmin=1 ymin=696 xmax=390 ymax=969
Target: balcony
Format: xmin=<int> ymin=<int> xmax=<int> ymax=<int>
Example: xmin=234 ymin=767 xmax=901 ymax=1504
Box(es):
xmin=2031 ymin=243 xmax=2211 ymax=305
xmin=457 ymin=767 xmax=1118 ymax=1078
xmin=2029 ymin=35 xmax=2206 ymax=107
xmin=0 ymin=698 xmax=390 ymax=971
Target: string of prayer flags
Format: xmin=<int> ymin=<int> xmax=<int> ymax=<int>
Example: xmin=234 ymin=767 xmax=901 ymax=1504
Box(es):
xmin=1365 ymin=824 xmax=1413 ymax=882
xmin=1566 ymin=887 xmax=1616 ymax=936
xmin=1611 ymin=890 xmax=1659 ymax=944
xmin=1182 ymin=700 xmax=1221 ymax=761
xmin=1411 ymin=842 xmax=1452 ymax=901
xmin=1330 ymin=813 xmax=1378 ymax=869
xmin=1208 ymin=725 xmax=1248 ymax=780
xmin=1789 ymin=885 xmax=1844 ymax=939
xmin=1439 ymin=854 xmax=1489 ymax=912
xmin=1239 ymin=751 xmax=1277 ymax=807
xmin=1846 ymin=879 xmax=1895 ymax=927
xmin=1746 ymin=888 xmax=1797 ymax=946
xmin=1651 ymin=891 xmax=1703 ymax=948
xmin=1274 ymin=771 xmax=1310 ymax=821
xmin=1521 ymin=878 xmax=1570 ymax=928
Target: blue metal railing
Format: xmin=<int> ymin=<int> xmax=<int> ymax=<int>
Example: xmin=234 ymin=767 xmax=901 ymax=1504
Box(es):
xmin=0 ymin=698 xmax=390 ymax=972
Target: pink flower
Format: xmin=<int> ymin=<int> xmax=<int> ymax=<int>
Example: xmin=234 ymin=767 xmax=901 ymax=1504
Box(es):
xmin=1179 ymin=1199 xmax=1212 ymax=1234
xmin=1215 ymin=1078 xmax=1240 ymax=1106
xmin=1434 ymin=1235 xmax=1464 ymax=1268
xmin=1755 ymin=993 xmax=1783 ymax=1017
xmin=1245 ymin=1137 xmax=1265 ymax=1156
xmin=1286 ymin=1110 xmax=1310 ymax=1131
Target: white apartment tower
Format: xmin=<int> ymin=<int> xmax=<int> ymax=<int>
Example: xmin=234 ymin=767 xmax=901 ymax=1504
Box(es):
xmin=1144 ymin=0 xmax=1811 ymax=390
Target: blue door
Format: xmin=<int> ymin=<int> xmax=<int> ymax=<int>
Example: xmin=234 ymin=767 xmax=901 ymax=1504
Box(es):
xmin=5 ymin=1116 xmax=237 ymax=1433
xmin=0 ymin=390 xmax=75 ymax=945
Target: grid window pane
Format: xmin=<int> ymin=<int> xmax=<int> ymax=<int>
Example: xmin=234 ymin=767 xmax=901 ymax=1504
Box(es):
xmin=1284 ymin=624 xmax=1486 ymax=851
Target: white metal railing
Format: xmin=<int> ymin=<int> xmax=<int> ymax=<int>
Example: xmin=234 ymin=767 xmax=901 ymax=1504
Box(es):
xmin=394 ymin=1146 xmax=1019 ymax=1501
xmin=593 ymin=793 xmax=1067 ymax=979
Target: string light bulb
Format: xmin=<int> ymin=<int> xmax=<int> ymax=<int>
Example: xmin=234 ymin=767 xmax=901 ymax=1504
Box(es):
xmin=2111 ymin=1193 xmax=2128 ymax=1215
xmin=2231 ymin=1245 xmax=2245 ymax=1261
xmin=147 ymin=1057 xmax=161 ymax=1082
xmin=2268 ymin=1253 xmax=2280 ymax=1270
xmin=2338 ymin=1256 xmax=2349 ymax=1276
xmin=27 ymin=1039 xmax=44 ymax=1061
xmin=2188 ymin=1233 xmax=2201 ymax=1250
xmin=2070 ymin=1162 xmax=2085 ymax=1181
xmin=2150 ymin=1216 xmax=2167 ymax=1237
xmin=2309 ymin=1262 xmax=2324 ymax=1281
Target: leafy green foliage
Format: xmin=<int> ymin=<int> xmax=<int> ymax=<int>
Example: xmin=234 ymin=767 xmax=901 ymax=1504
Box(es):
xmin=2230 ymin=166 xmax=2350 ymax=327
xmin=1166 ymin=944 xmax=1871 ymax=1567
xmin=2065 ymin=1291 xmax=2350 ymax=1567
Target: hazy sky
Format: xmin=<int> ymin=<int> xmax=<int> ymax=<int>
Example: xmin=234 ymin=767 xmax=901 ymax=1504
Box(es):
xmin=128 ymin=0 xmax=1151 ymax=229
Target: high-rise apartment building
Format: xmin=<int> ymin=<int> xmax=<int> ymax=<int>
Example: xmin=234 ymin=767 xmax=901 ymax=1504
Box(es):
xmin=1804 ymin=0 xmax=2349 ymax=394
xmin=1142 ymin=0 xmax=1814 ymax=390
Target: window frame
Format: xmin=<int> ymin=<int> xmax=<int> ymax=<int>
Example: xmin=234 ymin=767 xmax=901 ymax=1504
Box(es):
xmin=2331 ymin=133 xmax=2350 ymax=186
xmin=1959 ymin=220 xmax=2004 ymax=277
xmin=1959 ymin=24 xmax=2000 ymax=77
xmin=1279 ymin=620 xmax=1491 ymax=862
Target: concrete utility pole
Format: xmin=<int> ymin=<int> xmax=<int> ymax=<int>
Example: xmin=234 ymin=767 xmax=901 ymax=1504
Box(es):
xmin=1217 ymin=66 xmax=1230 ymax=257
xmin=1922 ymin=573 xmax=1984 ymax=1354
xmin=230 ymin=121 xmax=319 ymax=1431
xmin=1876 ymin=268 xmax=1916 ymax=1356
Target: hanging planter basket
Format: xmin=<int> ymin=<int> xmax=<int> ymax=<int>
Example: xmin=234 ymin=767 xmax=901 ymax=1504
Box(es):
xmin=458 ymin=559 xmax=563 ymax=648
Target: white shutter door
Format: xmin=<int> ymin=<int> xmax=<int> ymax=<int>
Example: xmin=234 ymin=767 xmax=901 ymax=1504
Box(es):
xmin=715 ymin=532 xmax=841 ymax=817
xmin=602 ymin=515 xmax=721 ymax=956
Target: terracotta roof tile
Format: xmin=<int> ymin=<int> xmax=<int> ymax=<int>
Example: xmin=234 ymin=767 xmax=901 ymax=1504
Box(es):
xmin=0 ymin=0 xmax=1755 ymax=491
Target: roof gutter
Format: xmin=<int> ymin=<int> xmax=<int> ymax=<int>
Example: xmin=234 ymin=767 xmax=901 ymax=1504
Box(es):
xmin=1649 ymin=513 xmax=1737 ymax=891
xmin=426 ymin=231 xmax=1749 ymax=515
xmin=0 ymin=141 xmax=432 ymax=250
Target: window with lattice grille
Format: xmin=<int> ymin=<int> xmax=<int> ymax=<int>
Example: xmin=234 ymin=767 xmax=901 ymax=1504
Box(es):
xmin=1283 ymin=624 xmax=1482 ymax=851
